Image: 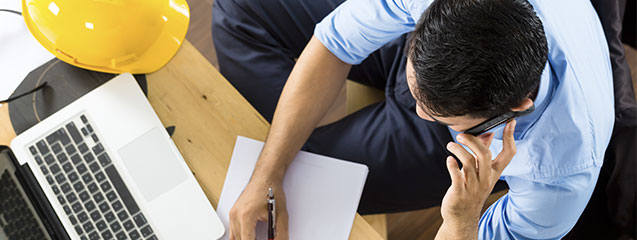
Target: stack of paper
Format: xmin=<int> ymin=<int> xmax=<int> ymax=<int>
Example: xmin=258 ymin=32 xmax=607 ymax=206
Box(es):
xmin=217 ymin=136 xmax=369 ymax=240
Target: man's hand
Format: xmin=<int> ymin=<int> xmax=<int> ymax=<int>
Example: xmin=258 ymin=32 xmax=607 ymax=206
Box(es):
xmin=229 ymin=177 xmax=289 ymax=240
xmin=436 ymin=120 xmax=517 ymax=240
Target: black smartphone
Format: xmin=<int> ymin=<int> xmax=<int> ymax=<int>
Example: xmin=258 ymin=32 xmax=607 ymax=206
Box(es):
xmin=463 ymin=105 xmax=535 ymax=136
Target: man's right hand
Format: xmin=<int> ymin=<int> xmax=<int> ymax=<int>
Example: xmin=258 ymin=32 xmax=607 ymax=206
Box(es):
xmin=228 ymin=36 xmax=351 ymax=240
xmin=229 ymin=176 xmax=289 ymax=240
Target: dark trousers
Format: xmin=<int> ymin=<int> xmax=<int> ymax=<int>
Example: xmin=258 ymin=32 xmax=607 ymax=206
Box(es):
xmin=212 ymin=0 xmax=459 ymax=214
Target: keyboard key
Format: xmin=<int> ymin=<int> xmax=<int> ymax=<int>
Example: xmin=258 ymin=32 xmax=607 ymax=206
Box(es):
xmin=128 ymin=229 xmax=140 ymax=240
xmin=88 ymin=231 xmax=100 ymax=240
xmin=99 ymin=202 xmax=110 ymax=213
xmin=65 ymin=144 xmax=77 ymax=155
xmin=61 ymin=183 xmax=72 ymax=193
xmin=80 ymin=235 xmax=88 ymax=240
xmin=66 ymin=192 xmax=78 ymax=204
xmin=77 ymin=163 xmax=88 ymax=175
xmin=92 ymin=144 xmax=104 ymax=155
xmin=69 ymin=215 xmax=78 ymax=225
xmin=102 ymin=230 xmax=113 ymax=240
xmin=90 ymin=210 xmax=101 ymax=221
xmin=75 ymin=225 xmax=84 ymax=235
xmin=115 ymin=230 xmax=126 ymax=240
xmin=69 ymin=172 xmax=80 ymax=183
xmin=83 ymin=153 xmax=95 ymax=163
xmin=100 ymin=181 xmax=112 ymax=192
xmin=117 ymin=210 xmax=129 ymax=221
xmin=110 ymin=222 xmax=122 ymax=233
xmin=91 ymin=134 xmax=99 ymax=143
xmin=47 ymin=128 xmax=71 ymax=145
xmin=46 ymin=175 xmax=55 ymax=184
xmin=79 ymin=191 xmax=90 ymax=202
xmin=140 ymin=225 xmax=153 ymax=238
xmin=104 ymin=211 xmax=116 ymax=223
xmin=72 ymin=202 xmax=83 ymax=213
xmin=57 ymin=153 xmax=69 ymax=163
xmin=51 ymin=143 xmax=62 ymax=154
xmin=82 ymin=221 xmax=95 ymax=233
xmin=40 ymin=166 xmax=49 ymax=175
xmin=36 ymin=140 xmax=49 ymax=155
xmin=29 ymin=146 xmax=38 ymax=155
xmin=89 ymin=162 xmax=100 ymax=173
xmin=78 ymin=211 xmax=89 ymax=223
xmin=95 ymin=220 xmax=107 ymax=231
xmin=81 ymin=115 xmax=88 ymax=124
xmin=71 ymin=154 xmax=82 ymax=164
xmin=57 ymin=195 xmax=66 ymax=205
xmin=106 ymin=191 xmax=117 ymax=202
xmin=82 ymin=173 xmax=93 ymax=184
xmin=50 ymin=163 xmax=61 ymax=175
xmin=44 ymin=155 xmax=55 ymax=165
xmin=34 ymin=156 xmax=43 ymax=165
xmin=55 ymin=173 xmax=66 ymax=184
xmin=123 ymin=220 xmax=134 ymax=231
xmin=87 ymin=182 xmax=99 ymax=193
xmin=66 ymin=122 xmax=83 ymax=144
xmin=81 ymin=127 xmax=89 ymax=136
xmin=86 ymin=124 xmax=93 ymax=133
xmin=64 ymin=205 xmax=72 ymax=214
xmin=78 ymin=143 xmax=89 ymax=154
xmin=52 ymin=185 xmax=60 ymax=194
xmin=105 ymin=165 xmax=140 ymax=215
xmin=85 ymin=200 xmax=96 ymax=212
xmin=133 ymin=214 xmax=147 ymax=227
xmin=95 ymin=172 xmax=106 ymax=183
xmin=93 ymin=192 xmax=104 ymax=203
xmin=98 ymin=154 xmax=112 ymax=167
xmin=62 ymin=162 xmax=73 ymax=173
xmin=147 ymin=235 xmax=157 ymax=240
xmin=112 ymin=201 xmax=123 ymax=212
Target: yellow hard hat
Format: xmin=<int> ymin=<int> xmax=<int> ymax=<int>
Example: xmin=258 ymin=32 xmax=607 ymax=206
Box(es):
xmin=22 ymin=0 xmax=190 ymax=74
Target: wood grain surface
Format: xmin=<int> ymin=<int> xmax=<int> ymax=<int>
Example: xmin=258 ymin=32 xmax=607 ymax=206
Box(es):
xmin=0 ymin=40 xmax=383 ymax=240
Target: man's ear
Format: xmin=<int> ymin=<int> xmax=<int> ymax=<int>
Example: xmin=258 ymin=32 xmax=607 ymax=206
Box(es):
xmin=511 ymin=98 xmax=534 ymax=112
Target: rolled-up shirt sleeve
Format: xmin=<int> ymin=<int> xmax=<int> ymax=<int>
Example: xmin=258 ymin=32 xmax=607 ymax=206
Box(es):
xmin=314 ymin=0 xmax=422 ymax=64
xmin=479 ymin=167 xmax=601 ymax=239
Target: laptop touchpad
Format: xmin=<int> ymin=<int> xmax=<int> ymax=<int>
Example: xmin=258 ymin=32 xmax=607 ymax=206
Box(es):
xmin=118 ymin=127 xmax=188 ymax=202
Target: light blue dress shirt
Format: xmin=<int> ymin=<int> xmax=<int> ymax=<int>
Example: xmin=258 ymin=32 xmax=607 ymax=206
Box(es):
xmin=315 ymin=0 xmax=615 ymax=239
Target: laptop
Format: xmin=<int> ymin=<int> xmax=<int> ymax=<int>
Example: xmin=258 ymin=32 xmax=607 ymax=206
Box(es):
xmin=6 ymin=73 xmax=225 ymax=239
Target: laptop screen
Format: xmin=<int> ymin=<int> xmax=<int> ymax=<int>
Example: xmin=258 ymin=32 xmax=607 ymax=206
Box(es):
xmin=0 ymin=147 xmax=52 ymax=240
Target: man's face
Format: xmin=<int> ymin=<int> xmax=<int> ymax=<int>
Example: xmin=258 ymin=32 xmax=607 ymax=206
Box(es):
xmin=406 ymin=59 xmax=488 ymax=132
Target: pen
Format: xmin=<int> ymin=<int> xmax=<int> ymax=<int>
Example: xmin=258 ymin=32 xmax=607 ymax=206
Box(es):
xmin=267 ymin=187 xmax=276 ymax=240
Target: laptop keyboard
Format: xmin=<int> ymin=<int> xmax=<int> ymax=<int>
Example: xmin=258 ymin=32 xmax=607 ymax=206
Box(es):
xmin=0 ymin=170 xmax=49 ymax=240
xmin=28 ymin=114 xmax=157 ymax=240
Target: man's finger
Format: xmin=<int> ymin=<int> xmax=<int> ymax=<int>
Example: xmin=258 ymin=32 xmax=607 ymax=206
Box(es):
xmin=239 ymin=218 xmax=256 ymax=240
xmin=446 ymin=142 xmax=477 ymax=180
xmin=446 ymin=156 xmax=464 ymax=186
xmin=457 ymin=133 xmax=492 ymax=173
xmin=275 ymin=209 xmax=289 ymax=240
xmin=478 ymin=132 xmax=494 ymax=149
xmin=494 ymin=120 xmax=517 ymax=172
xmin=229 ymin=209 xmax=241 ymax=240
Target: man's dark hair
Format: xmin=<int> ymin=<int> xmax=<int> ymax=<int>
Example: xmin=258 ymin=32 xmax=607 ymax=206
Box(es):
xmin=408 ymin=0 xmax=548 ymax=118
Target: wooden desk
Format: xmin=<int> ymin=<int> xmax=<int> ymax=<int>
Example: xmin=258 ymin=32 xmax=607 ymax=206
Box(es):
xmin=0 ymin=41 xmax=383 ymax=240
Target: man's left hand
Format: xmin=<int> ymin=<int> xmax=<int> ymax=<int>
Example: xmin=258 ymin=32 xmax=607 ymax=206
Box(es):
xmin=436 ymin=120 xmax=517 ymax=240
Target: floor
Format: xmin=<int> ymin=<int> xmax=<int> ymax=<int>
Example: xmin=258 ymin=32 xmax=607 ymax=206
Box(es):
xmin=184 ymin=1 xmax=637 ymax=239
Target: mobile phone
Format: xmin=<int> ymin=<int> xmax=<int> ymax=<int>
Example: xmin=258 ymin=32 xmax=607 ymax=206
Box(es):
xmin=463 ymin=105 xmax=535 ymax=136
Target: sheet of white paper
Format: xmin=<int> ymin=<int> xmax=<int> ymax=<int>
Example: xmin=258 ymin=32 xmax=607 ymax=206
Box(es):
xmin=217 ymin=136 xmax=369 ymax=240
xmin=0 ymin=1 xmax=55 ymax=107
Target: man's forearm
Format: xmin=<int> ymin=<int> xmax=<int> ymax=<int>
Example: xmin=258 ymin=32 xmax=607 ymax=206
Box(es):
xmin=252 ymin=36 xmax=352 ymax=182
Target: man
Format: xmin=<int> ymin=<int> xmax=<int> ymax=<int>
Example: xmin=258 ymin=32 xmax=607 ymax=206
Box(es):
xmin=212 ymin=0 xmax=614 ymax=239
